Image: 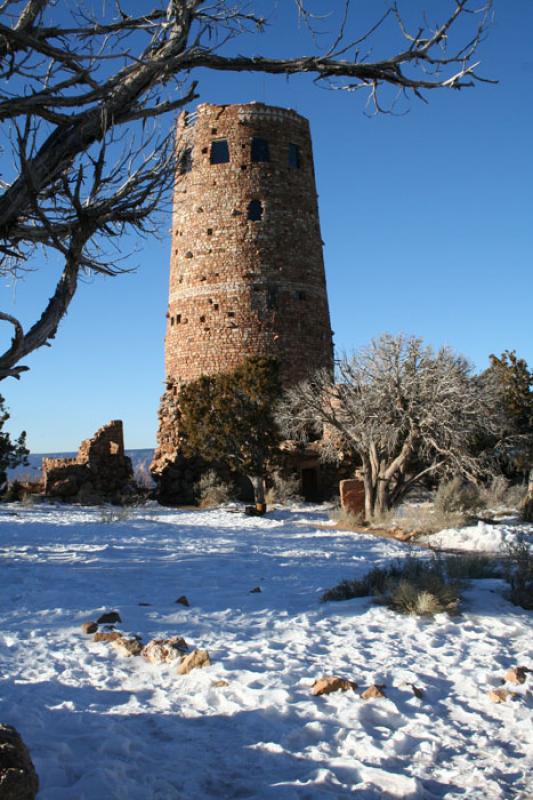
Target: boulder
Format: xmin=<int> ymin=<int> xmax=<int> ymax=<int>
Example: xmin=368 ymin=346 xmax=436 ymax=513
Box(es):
xmin=80 ymin=622 xmax=98 ymax=635
xmin=488 ymin=688 xmax=510 ymax=703
xmin=142 ymin=637 xmax=189 ymax=665
xmin=311 ymin=676 xmax=358 ymax=696
xmin=175 ymin=596 xmax=190 ymax=607
xmin=0 ymin=724 xmax=39 ymax=800
xmin=361 ymin=684 xmax=386 ymax=700
xmin=96 ymin=611 xmax=121 ymax=624
xmin=112 ymin=637 xmax=143 ymax=657
xmin=177 ymin=649 xmax=211 ymax=675
xmin=504 ymin=667 xmax=528 ymax=685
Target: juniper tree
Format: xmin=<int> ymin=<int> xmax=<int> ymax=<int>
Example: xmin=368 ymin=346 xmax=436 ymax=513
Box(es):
xmin=177 ymin=357 xmax=282 ymax=504
xmin=0 ymin=395 xmax=29 ymax=489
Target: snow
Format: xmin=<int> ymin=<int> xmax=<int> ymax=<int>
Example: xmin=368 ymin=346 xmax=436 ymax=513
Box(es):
xmin=426 ymin=519 xmax=533 ymax=553
xmin=0 ymin=502 xmax=532 ymax=799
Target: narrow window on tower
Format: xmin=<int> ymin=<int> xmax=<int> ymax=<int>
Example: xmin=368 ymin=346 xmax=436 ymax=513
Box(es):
xmin=251 ymin=137 xmax=270 ymax=162
xmin=178 ymin=147 xmax=193 ymax=174
xmin=210 ymin=139 xmax=230 ymax=164
xmin=288 ymin=143 xmax=301 ymax=169
xmin=247 ymin=199 xmax=263 ymax=221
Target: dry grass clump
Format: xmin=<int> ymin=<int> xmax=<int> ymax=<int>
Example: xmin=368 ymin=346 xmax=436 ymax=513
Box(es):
xmin=443 ymin=553 xmax=500 ymax=580
xmin=196 ymin=470 xmax=233 ymax=508
xmin=505 ymin=534 xmax=533 ymax=610
xmin=265 ymin=472 xmax=302 ymax=506
xmin=434 ymin=477 xmax=482 ymax=516
xmin=322 ymin=558 xmax=461 ymax=616
xmin=329 ymin=505 xmax=365 ymax=528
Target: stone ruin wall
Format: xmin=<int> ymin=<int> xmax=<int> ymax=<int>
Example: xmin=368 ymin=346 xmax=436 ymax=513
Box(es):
xmin=151 ymin=103 xmax=334 ymax=499
xmin=43 ymin=420 xmax=133 ymax=501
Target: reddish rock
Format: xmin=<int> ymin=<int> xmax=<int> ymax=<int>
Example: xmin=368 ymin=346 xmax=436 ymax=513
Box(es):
xmin=142 ymin=637 xmax=189 ymax=665
xmin=177 ymin=649 xmax=211 ymax=675
xmin=0 ymin=724 xmax=39 ymax=800
xmin=339 ymin=478 xmax=365 ymax=517
xmin=112 ymin=637 xmax=143 ymax=657
xmin=488 ymin=688 xmax=510 ymax=703
xmin=505 ymin=667 xmax=528 ymax=685
xmin=81 ymin=622 xmax=98 ymax=635
xmin=361 ymin=684 xmax=386 ymax=700
xmin=175 ymin=596 xmax=190 ymax=607
xmin=212 ymin=680 xmax=229 ymax=688
xmin=93 ymin=631 xmax=122 ymax=643
xmin=311 ymin=676 xmax=358 ymax=696
xmin=249 ymin=586 xmax=262 ymax=594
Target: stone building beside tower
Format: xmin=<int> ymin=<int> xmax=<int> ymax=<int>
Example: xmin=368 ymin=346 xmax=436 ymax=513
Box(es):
xmin=151 ymin=102 xmax=335 ymax=503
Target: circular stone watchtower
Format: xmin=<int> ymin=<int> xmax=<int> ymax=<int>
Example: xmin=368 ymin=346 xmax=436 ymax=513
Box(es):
xmin=152 ymin=102 xmax=334 ymax=498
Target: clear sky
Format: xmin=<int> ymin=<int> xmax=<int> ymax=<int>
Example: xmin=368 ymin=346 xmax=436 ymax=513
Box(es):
xmin=1 ymin=1 xmax=532 ymax=453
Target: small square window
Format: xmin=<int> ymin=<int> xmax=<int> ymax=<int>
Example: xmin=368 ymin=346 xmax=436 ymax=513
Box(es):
xmin=288 ymin=143 xmax=301 ymax=169
xmin=251 ymin=137 xmax=270 ymax=163
xmin=210 ymin=139 xmax=230 ymax=164
xmin=247 ymin=200 xmax=263 ymax=221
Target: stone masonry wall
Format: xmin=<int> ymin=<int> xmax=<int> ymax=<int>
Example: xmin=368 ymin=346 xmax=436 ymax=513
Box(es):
xmin=152 ymin=103 xmax=334 ymax=498
xmin=43 ymin=420 xmax=133 ymax=501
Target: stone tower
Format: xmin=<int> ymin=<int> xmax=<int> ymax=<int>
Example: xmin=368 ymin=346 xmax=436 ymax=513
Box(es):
xmin=152 ymin=102 xmax=334 ymax=500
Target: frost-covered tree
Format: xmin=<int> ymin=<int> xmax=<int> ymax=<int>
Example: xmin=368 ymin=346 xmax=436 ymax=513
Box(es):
xmin=278 ymin=334 xmax=493 ymax=519
xmin=0 ymin=395 xmax=29 ymax=489
xmin=0 ymin=0 xmax=494 ymax=380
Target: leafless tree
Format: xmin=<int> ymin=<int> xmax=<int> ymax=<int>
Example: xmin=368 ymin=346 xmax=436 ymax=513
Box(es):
xmin=0 ymin=0 xmax=494 ymax=380
xmin=277 ymin=334 xmax=495 ymax=519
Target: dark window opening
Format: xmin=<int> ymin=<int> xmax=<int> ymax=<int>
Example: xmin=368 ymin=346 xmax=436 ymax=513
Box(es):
xmin=170 ymin=317 xmax=174 ymax=326
xmin=227 ymin=311 xmax=235 ymax=318
xmin=247 ymin=199 xmax=263 ymax=221
xmin=213 ymin=304 xmax=219 ymax=311
xmin=210 ymin=139 xmax=230 ymax=164
xmin=267 ymin=286 xmax=278 ymax=310
xmin=251 ymin=137 xmax=270 ymax=162
xmin=176 ymin=314 xmax=181 ymax=324
xmin=288 ymin=143 xmax=301 ymax=169
xmin=199 ymin=315 xmax=205 ymax=322
xmin=297 ymin=290 xmax=306 ymax=301
xmin=178 ymin=147 xmax=193 ymax=174
xmin=207 ymin=228 xmax=213 ymax=236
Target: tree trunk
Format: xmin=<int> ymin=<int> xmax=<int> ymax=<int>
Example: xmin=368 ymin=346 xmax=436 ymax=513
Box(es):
xmin=249 ymin=475 xmax=266 ymax=506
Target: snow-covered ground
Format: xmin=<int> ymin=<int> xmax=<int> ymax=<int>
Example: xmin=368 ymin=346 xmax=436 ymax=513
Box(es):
xmin=0 ymin=502 xmax=532 ymax=799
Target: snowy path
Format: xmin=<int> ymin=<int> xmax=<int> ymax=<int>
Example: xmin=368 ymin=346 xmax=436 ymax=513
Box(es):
xmin=0 ymin=503 xmax=532 ymax=799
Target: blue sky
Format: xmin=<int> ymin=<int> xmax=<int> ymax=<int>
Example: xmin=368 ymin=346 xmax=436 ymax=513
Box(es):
xmin=1 ymin=1 xmax=532 ymax=453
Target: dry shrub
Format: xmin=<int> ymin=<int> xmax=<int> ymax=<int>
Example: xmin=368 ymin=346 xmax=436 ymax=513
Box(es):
xmin=480 ymin=477 xmax=527 ymax=512
xmin=329 ymin=504 xmax=365 ymax=528
xmin=322 ymin=558 xmax=461 ymax=615
xmin=505 ymin=534 xmax=533 ymax=610
xmin=434 ymin=477 xmax=482 ymax=516
xmin=265 ymin=472 xmax=302 ymax=506
xmin=443 ymin=553 xmax=500 ymax=580
xmin=196 ymin=469 xmax=233 ymax=508
xmin=392 ymin=504 xmax=466 ymax=535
